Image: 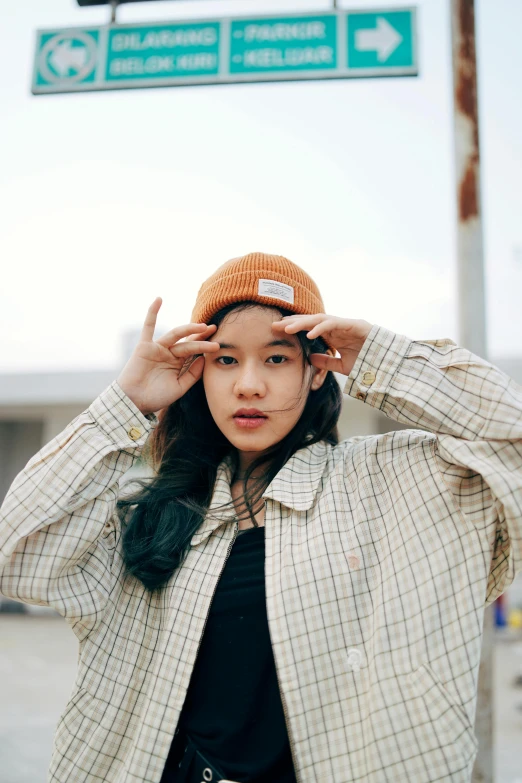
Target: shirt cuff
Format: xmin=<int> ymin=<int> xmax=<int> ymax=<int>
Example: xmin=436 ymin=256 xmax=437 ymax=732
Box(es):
xmin=87 ymin=380 xmax=159 ymax=448
xmin=343 ymin=324 xmax=413 ymax=406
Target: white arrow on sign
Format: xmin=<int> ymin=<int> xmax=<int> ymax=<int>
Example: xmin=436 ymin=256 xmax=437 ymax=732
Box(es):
xmin=355 ymin=17 xmax=402 ymax=62
xmin=49 ymin=40 xmax=88 ymax=76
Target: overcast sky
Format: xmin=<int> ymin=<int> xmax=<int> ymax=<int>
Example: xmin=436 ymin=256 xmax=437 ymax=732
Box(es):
xmin=1 ymin=0 xmax=521 ymax=374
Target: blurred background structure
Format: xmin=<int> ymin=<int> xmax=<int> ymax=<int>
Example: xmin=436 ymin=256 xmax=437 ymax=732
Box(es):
xmin=1 ymin=0 xmax=522 ymax=781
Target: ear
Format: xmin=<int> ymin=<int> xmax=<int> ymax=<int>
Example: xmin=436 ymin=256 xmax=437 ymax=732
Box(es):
xmin=310 ymin=348 xmax=335 ymax=391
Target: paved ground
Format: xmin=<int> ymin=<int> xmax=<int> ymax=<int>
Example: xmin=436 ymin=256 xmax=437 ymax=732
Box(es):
xmin=0 ymin=614 xmax=77 ymax=783
xmin=494 ymin=631 xmax=522 ymax=783
xmin=1 ymin=613 xmax=521 ymax=782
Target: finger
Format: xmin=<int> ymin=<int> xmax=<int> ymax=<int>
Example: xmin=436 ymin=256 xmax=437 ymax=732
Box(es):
xmin=280 ymin=320 xmax=333 ymax=338
xmin=305 ymin=319 xmax=337 ymax=338
xmin=273 ymin=313 xmax=325 ymax=324
xmin=170 ymin=340 xmax=220 ymax=357
xmin=178 ymin=354 xmax=205 ymax=385
xmin=156 ymin=322 xmax=211 ymax=348
xmin=183 ymin=324 xmax=218 ymax=343
xmin=141 ymin=297 xmax=162 ymax=342
xmin=309 ymin=353 xmax=342 ymax=372
xmin=273 ymin=314 xmax=327 ymax=332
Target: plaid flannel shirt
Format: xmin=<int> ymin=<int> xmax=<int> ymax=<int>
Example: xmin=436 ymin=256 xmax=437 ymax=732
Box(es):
xmin=1 ymin=324 xmax=521 ymax=783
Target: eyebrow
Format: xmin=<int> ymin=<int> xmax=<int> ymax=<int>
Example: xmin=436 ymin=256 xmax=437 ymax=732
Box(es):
xmin=217 ymin=339 xmax=298 ymax=350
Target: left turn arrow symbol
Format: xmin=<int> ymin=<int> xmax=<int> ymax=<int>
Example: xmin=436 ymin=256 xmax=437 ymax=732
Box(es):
xmin=49 ymin=40 xmax=88 ymax=75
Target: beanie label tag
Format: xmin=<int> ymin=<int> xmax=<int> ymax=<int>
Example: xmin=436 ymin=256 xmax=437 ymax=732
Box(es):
xmin=258 ymin=279 xmax=294 ymax=304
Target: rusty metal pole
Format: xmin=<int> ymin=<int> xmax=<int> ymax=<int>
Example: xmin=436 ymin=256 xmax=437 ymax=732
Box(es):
xmin=450 ymin=2 xmax=493 ymax=782
xmin=450 ymin=0 xmax=487 ymax=357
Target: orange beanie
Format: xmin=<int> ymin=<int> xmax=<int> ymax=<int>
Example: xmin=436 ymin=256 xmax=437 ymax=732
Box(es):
xmin=190 ymin=251 xmax=332 ymax=350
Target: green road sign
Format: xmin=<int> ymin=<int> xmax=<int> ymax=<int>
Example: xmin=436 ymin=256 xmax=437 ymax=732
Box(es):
xmin=347 ymin=10 xmax=415 ymax=72
xmin=229 ymin=15 xmax=338 ymax=75
xmin=32 ymin=8 xmax=417 ymax=95
xmin=34 ymin=29 xmax=100 ymax=88
xmin=106 ymin=23 xmax=220 ymax=81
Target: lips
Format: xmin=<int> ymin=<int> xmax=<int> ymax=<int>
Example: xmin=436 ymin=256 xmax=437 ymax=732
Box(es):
xmin=233 ymin=413 xmax=268 ymax=429
xmin=233 ymin=409 xmax=267 ymax=418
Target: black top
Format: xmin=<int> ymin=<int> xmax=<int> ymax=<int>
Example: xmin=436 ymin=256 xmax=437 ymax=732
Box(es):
xmin=175 ymin=525 xmax=296 ymax=783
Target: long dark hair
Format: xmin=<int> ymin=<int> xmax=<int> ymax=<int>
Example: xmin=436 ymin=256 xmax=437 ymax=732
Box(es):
xmin=116 ymin=301 xmax=343 ymax=594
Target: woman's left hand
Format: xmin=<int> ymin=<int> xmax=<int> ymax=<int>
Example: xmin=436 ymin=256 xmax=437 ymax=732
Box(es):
xmin=272 ymin=314 xmax=373 ymax=376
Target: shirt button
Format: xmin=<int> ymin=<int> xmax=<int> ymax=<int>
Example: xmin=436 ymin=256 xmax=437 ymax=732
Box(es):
xmin=362 ymin=371 xmax=376 ymax=386
xmin=356 ymin=392 xmax=366 ymax=401
xmin=347 ymin=647 xmax=362 ymax=672
xmin=128 ymin=427 xmax=142 ymax=441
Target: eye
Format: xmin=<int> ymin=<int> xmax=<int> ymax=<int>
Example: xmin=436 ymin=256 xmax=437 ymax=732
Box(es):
xmin=216 ymin=356 xmax=237 ymax=365
xmin=215 ymin=355 xmax=288 ymax=366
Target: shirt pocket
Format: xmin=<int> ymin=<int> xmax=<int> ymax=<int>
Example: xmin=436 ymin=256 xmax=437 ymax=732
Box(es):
xmin=408 ymin=341 xmax=480 ymax=370
xmin=407 ymin=661 xmax=479 ymax=766
xmin=53 ymin=687 xmax=112 ymax=757
xmin=54 ymin=687 xmax=94 ymax=755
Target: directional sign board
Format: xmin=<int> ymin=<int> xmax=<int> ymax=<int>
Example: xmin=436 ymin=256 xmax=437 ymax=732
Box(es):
xmin=32 ymin=8 xmax=417 ymax=95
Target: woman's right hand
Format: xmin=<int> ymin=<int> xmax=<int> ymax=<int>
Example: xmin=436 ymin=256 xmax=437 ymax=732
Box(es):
xmin=116 ymin=298 xmax=220 ymax=416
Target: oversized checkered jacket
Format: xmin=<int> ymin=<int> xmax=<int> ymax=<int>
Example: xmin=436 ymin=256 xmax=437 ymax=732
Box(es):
xmin=1 ymin=325 xmax=521 ymax=783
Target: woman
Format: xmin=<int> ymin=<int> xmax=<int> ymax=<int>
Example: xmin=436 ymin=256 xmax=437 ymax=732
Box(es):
xmin=0 ymin=251 xmax=521 ymax=783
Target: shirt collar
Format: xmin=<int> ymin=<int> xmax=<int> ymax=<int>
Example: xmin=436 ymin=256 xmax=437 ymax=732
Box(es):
xmin=262 ymin=439 xmax=330 ymax=511
xmin=190 ymin=440 xmax=330 ymax=547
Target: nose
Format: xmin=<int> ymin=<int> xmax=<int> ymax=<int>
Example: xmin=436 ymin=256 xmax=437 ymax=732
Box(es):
xmin=234 ymin=362 xmax=267 ymax=398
